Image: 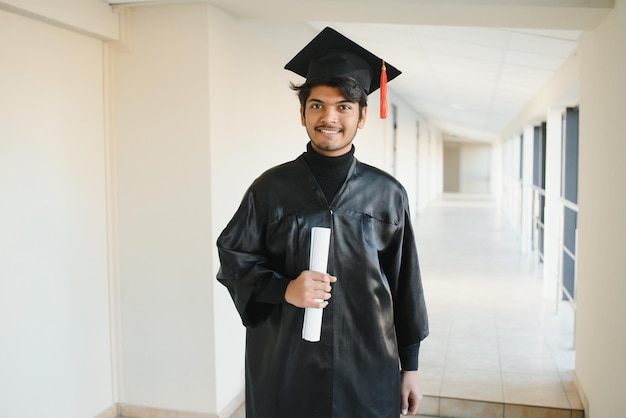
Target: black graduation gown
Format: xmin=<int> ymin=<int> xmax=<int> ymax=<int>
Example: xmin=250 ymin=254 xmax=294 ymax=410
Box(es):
xmin=217 ymin=154 xmax=429 ymax=418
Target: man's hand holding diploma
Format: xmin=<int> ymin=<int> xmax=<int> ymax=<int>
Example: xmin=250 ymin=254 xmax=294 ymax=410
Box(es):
xmin=285 ymin=271 xmax=337 ymax=308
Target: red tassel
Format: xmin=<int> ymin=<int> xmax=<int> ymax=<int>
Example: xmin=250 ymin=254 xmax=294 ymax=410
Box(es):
xmin=380 ymin=59 xmax=388 ymax=119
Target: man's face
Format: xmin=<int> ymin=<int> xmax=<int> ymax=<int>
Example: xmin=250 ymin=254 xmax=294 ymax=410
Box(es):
xmin=300 ymin=85 xmax=367 ymax=157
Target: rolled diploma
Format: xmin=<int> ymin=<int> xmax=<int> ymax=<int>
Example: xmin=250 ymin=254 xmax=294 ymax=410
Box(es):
xmin=302 ymin=227 xmax=331 ymax=342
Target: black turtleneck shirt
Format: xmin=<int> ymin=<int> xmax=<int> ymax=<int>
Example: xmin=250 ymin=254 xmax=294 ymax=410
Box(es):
xmin=302 ymin=142 xmax=355 ymax=203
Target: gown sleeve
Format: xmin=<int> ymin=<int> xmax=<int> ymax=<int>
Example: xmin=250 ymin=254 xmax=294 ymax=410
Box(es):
xmin=391 ymin=203 xmax=430 ymax=371
xmin=216 ymin=187 xmax=291 ymax=328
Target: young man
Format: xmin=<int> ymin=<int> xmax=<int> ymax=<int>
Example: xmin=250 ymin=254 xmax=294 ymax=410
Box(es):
xmin=217 ymin=27 xmax=429 ymax=418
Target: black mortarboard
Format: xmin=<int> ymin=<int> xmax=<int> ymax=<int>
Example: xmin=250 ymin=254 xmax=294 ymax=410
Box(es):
xmin=284 ymin=26 xmax=402 ymax=118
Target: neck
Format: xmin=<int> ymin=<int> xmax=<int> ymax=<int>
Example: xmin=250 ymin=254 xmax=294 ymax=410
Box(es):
xmin=303 ymin=142 xmax=355 ymax=202
xmin=305 ymin=142 xmax=354 ymax=167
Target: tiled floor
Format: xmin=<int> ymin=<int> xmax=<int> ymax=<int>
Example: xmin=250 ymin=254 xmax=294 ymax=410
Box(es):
xmin=413 ymin=194 xmax=582 ymax=418
xmin=230 ymin=193 xmax=582 ymax=418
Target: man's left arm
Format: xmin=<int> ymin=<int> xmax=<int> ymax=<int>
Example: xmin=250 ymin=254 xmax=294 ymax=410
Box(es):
xmin=393 ymin=202 xmax=429 ymax=414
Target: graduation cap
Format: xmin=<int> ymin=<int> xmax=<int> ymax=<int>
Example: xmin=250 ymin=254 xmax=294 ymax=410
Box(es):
xmin=284 ymin=26 xmax=401 ymax=119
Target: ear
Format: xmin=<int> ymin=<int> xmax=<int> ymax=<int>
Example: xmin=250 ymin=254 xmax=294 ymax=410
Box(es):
xmin=300 ymin=106 xmax=306 ymax=126
xmin=358 ymin=105 xmax=368 ymax=129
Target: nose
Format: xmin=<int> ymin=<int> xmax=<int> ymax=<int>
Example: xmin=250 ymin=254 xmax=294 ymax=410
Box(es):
xmin=321 ymin=107 xmax=338 ymax=124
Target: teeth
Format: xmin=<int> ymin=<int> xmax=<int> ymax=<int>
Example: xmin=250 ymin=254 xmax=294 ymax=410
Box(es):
xmin=320 ymin=129 xmax=339 ymax=134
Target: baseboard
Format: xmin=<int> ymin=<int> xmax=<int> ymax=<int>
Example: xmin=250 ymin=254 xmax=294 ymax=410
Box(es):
xmin=115 ymin=403 xmax=217 ymax=418
xmin=94 ymin=404 xmax=117 ymax=418
xmin=218 ymin=390 xmax=245 ymax=418
xmin=95 ymin=392 xmax=244 ymax=418
xmin=573 ymin=370 xmax=590 ymax=417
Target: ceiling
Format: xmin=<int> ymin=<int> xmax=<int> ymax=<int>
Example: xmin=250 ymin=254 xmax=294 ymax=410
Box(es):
xmin=306 ymin=22 xmax=580 ymax=142
xmin=105 ymin=0 xmax=614 ymax=142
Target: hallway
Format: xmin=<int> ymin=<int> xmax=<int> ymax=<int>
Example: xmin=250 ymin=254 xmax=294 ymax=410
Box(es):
xmin=4 ymin=2 xmax=625 ymax=416
xmin=414 ymin=194 xmax=581 ymax=418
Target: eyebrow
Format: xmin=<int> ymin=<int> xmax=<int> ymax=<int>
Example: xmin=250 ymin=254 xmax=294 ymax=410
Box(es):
xmin=307 ymin=98 xmax=355 ymax=105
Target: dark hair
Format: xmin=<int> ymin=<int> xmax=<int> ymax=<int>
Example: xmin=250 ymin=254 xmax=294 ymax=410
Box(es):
xmin=290 ymin=76 xmax=368 ymax=118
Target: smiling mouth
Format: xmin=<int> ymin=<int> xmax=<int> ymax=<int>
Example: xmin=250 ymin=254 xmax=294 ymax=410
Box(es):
xmin=316 ymin=127 xmax=342 ymax=135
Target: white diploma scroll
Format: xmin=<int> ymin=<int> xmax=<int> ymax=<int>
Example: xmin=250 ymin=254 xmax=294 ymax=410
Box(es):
xmin=302 ymin=227 xmax=331 ymax=342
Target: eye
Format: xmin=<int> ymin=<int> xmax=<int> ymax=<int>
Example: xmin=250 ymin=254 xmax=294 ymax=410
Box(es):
xmin=339 ymin=104 xmax=352 ymax=111
xmin=310 ymin=103 xmax=323 ymax=109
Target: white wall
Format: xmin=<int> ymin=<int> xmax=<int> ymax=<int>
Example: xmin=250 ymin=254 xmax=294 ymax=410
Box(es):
xmin=0 ymin=0 xmax=119 ymax=39
xmin=490 ymin=138 xmax=503 ymax=202
xmin=389 ymin=94 xmax=439 ymax=217
xmin=460 ymin=143 xmax=491 ymax=194
xmin=416 ymin=125 xmax=444 ymax=213
xmin=520 ymin=125 xmax=536 ymax=255
xmin=542 ymin=107 xmax=565 ymax=299
xmin=442 ymin=141 xmax=492 ymax=195
xmin=575 ymin=0 xmax=626 ymax=416
xmin=443 ymin=143 xmax=461 ymax=192
xmin=505 ymin=134 xmax=522 ymax=237
xmin=0 ymin=9 xmax=113 ymax=418
xmin=113 ymin=4 xmax=216 ymax=414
